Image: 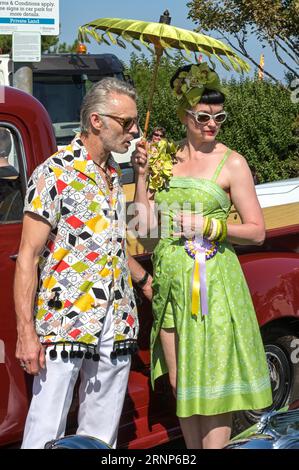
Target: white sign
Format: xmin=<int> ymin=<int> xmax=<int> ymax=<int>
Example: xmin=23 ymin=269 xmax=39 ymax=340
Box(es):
xmin=13 ymin=31 xmax=41 ymax=62
xmin=0 ymin=0 xmax=59 ymax=35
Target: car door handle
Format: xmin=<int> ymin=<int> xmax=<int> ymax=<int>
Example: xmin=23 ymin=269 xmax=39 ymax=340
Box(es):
xmin=10 ymin=254 xmax=18 ymax=260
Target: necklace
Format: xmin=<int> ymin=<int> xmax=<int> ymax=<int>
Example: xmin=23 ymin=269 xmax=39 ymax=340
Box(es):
xmin=93 ymin=160 xmax=113 ymax=191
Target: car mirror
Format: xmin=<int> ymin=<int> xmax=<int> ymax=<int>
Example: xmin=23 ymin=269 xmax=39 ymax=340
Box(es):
xmin=0 ymin=166 xmax=19 ymax=180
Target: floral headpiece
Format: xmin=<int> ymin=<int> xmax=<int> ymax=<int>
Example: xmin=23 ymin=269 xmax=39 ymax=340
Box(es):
xmin=172 ymin=63 xmax=226 ymax=121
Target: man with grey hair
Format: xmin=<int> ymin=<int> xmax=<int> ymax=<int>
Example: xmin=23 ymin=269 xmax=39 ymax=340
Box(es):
xmin=14 ymin=78 xmax=153 ymax=448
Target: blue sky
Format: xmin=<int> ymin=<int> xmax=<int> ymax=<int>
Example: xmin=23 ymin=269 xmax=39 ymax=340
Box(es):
xmin=59 ymin=0 xmax=286 ymax=82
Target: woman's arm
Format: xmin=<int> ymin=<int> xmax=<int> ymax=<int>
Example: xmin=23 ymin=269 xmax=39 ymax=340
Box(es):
xmin=131 ymin=141 xmax=157 ymax=236
xmin=227 ymin=153 xmax=265 ymax=245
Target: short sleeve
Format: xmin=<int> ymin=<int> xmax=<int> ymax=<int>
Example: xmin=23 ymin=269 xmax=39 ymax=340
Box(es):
xmin=24 ymin=162 xmax=60 ymax=228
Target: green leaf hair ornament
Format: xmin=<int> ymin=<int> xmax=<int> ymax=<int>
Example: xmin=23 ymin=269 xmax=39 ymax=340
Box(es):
xmin=172 ymin=63 xmax=226 ymax=121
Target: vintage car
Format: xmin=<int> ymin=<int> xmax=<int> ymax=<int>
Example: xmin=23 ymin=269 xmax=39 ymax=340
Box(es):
xmin=226 ymin=400 xmax=299 ymax=449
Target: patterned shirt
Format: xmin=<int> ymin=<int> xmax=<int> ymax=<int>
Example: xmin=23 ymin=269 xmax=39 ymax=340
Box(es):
xmin=24 ymin=137 xmax=138 ymax=355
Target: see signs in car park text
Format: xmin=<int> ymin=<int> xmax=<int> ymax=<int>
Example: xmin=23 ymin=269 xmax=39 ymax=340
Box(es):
xmin=0 ymin=0 xmax=59 ymax=35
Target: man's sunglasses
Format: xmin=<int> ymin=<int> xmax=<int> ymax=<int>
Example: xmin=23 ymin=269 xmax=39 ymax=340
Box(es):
xmin=153 ymin=132 xmax=164 ymax=138
xmin=186 ymin=110 xmax=227 ymax=125
xmin=98 ymin=113 xmax=139 ymax=131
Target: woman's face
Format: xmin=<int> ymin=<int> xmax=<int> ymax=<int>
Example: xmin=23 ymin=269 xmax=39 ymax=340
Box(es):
xmin=151 ymin=130 xmax=164 ymax=143
xmin=184 ymin=103 xmax=225 ymax=142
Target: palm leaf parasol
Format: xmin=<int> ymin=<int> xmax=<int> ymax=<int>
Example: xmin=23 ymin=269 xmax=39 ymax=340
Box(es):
xmin=79 ymin=13 xmax=250 ymax=137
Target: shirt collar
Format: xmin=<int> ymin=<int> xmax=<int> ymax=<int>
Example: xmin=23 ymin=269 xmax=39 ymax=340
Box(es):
xmin=71 ymin=136 xmax=121 ymax=185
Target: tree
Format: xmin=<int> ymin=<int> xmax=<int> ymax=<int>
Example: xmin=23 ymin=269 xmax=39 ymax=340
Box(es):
xmin=0 ymin=35 xmax=59 ymax=54
xmin=0 ymin=35 xmax=12 ymax=54
xmin=187 ymin=0 xmax=298 ymax=82
xmin=218 ymin=77 xmax=299 ymax=182
xmin=51 ymin=39 xmax=80 ymax=53
xmin=40 ymin=36 xmax=59 ymax=53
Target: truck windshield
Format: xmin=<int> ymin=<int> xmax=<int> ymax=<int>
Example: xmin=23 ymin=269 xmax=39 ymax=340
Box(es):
xmin=33 ymin=73 xmax=124 ymax=145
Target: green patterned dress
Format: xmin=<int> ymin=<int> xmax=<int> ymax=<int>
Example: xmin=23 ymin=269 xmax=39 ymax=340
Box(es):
xmin=150 ymin=150 xmax=272 ymax=417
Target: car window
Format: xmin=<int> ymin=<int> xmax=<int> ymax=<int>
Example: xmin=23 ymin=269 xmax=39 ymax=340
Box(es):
xmin=0 ymin=125 xmax=24 ymax=223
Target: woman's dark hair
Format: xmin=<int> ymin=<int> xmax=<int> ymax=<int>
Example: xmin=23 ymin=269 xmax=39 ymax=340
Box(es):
xmin=170 ymin=64 xmax=225 ymax=105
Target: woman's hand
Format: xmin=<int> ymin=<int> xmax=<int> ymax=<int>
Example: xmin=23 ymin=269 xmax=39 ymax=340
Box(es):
xmin=173 ymin=212 xmax=204 ymax=239
xmin=141 ymin=275 xmax=153 ymax=301
xmin=131 ymin=140 xmax=148 ymax=178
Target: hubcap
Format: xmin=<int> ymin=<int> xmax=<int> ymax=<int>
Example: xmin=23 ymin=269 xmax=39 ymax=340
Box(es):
xmin=244 ymin=343 xmax=292 ymax=423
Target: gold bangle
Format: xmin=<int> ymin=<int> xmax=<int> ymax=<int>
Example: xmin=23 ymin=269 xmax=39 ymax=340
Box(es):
xmin=218 ymin=220 xmax=228 ymax=242
xmin=207 ymin=219 xmax=218 ymax=240
xmin=203 ymin=217 xmax=210 ymax=237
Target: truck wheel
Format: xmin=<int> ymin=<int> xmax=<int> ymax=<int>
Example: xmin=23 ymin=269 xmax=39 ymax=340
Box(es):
xmin=232 ymin=331 xmax=297 ymax=437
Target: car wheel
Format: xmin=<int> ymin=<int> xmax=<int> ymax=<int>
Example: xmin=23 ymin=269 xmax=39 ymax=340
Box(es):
xmin=232 ymin=330 xmax=297 ymax=436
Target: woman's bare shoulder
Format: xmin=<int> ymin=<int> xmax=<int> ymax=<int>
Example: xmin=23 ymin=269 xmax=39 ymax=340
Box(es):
xmin=226 ymin=149 xmax=249 ymax=170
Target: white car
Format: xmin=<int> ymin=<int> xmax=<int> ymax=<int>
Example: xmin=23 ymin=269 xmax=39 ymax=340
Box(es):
xmin=255 ymin=178 xmax=299 ymax=208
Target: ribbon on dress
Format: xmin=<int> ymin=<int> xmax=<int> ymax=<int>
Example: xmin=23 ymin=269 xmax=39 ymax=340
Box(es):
xmin=185 ymin=237 xmax=218 ymax=317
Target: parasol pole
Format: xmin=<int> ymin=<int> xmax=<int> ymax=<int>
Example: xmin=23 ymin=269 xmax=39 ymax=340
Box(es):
xmin=143 ymin=46 xmax=163 ymax=138
xmin=143 ymin=10 xmax=171 ymax=139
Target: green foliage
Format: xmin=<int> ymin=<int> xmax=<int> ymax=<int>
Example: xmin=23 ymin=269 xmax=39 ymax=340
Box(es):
xmin=52 ymin=39 xmax=80 ymax=53
xmin=40 ymin=36 xmax=59 ymax=52
xmin=218 ymin=78 xmax=299 ymax=182
xmin=127 ymin=53 xmax=298 ymax=182
xmin=187 ymin=0 xmax=298 ymax=40
xmin=0 ymin=35 xmax=12 ymax=54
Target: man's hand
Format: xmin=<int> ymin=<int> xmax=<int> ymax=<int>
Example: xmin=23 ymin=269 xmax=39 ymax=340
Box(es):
xmin=16 ymin=327 xmax=46 ymax=375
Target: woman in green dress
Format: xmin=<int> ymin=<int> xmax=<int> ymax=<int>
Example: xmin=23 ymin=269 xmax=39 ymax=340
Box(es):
xmin=132 ymin=63 xmax=272 ymax=449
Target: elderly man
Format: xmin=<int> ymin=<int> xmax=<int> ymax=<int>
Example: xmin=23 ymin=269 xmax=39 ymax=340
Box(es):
xmin=14 ymin=78 xmax=152 ymax=449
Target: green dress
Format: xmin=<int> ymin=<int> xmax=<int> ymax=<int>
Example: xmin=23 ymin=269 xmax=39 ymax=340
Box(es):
xmin=151 ymin=149 xmax=272 ymax=418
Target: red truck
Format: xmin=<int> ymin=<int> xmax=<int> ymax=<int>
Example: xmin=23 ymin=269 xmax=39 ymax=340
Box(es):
xmin=1 ymin=86 xmax=299 ymax=448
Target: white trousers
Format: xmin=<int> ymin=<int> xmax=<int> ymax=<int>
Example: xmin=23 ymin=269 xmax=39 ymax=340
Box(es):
xmin=21 ymin=304 xmax=131 ymax=449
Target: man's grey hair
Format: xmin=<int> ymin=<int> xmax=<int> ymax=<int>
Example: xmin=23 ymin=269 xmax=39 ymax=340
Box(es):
xmin=80 ymin=77 xmax=137 ymax=134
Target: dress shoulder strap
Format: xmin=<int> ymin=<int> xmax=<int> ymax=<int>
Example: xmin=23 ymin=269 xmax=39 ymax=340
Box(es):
xmin=211 ymin=148 xmax=233 ymax=183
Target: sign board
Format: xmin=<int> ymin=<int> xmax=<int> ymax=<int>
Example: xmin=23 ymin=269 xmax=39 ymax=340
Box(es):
xmin=0 ymin=0 xmax=59 ymax=35
xmin=13 ymin=32 xmax=41 ymax=62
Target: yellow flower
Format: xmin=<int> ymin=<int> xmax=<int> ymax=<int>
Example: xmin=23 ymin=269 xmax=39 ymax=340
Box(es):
xmin=148 ymin=139 xmax=178 ymax=192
